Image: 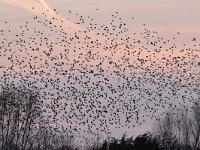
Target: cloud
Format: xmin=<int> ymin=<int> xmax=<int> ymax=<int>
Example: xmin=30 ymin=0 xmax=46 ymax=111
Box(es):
xmin=0 ymin=0 xmax=82 ymax=31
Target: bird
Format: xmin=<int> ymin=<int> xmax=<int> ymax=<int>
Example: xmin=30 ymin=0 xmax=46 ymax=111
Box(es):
xmin=0 ymin=5 xmax=199 ymax=142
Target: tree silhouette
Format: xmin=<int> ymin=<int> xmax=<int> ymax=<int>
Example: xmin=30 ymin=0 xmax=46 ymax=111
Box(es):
xmin=154 ymin=110 xmax=178 ymax=150
xmin=191 ymin=100 xmax=200 ymax=150
xmin=1 ymin=82 xmax=200 ymax=150
xmin=134 ymin=132 xmax=160 ymax=150
xmin=0 ymin=83 xmax=43 ymax=150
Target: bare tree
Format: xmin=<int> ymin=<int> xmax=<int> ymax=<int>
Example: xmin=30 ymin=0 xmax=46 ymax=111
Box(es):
xmin=174 ymin=109 xmax=182 ymax=150
xmin=0 ymin=83 xmax=43 ymax=150
xmin=181 ymin=107 xmax=192 ymax=150
xmin=190 ymin=99 xmax=200 ymax=150
xmin=84 ymin=134 xmax=103 ymax=150
xmin=154 ymin=109 xmax=177 ymax=150
xmin=31 ymin=125 xmax=77 ymax=150
xmin=58 ymin=126 xmax=76 ymax=150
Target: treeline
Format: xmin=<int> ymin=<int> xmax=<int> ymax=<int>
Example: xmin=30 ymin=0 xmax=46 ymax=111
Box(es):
xmin=153 ymin=101 xmax=200 ymax=150
xmin=0 ymin=83 xmax=200 ymax=150
xmin=89 ymin=100 xmax=200 ymax=150
xmin=0 ymin=83 xmax=77 ymax=150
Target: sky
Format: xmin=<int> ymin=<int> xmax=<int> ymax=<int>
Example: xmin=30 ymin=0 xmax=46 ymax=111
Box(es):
xmin=0 ymin=0 xmax=200 ymax=139
xmin=1 ymin=0 xmax=200 ymax=33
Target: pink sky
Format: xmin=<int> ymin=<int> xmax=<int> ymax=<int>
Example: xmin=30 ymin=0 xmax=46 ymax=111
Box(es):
xmin=1 ymin=0 xmax=200 ymax=34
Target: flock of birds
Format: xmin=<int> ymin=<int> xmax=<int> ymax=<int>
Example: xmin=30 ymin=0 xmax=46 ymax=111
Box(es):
xmin=0 ymin=6 xmax=200 ymax=138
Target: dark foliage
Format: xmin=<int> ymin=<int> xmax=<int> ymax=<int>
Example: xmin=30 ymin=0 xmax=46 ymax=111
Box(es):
xmin=133 ymin=132 xmax=160 ymax=150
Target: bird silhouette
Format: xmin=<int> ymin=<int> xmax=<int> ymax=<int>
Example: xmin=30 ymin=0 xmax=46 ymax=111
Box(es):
xmin=0 ymin=5 xmax=199 ymax=139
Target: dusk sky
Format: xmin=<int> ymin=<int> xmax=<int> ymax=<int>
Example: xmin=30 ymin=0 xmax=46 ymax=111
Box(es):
xmin=1 ymin=0 xmax=200 ymax=33
xmin=1 ymin=0 xmax=200 ymax=140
